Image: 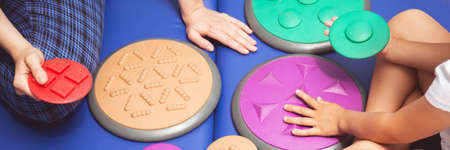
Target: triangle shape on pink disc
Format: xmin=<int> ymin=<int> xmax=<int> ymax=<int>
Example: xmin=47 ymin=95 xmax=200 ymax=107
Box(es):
xmin=259 ymin=72 xmax=282 ymax=87
xmin=322 ymin=80 xmax=348 ymax=96
xmin=253 ymin=103 xmax=279 ymax=122
xmin=286 ymin=95 xmax=301 ymax=104
xmin=296 ymin=64 xmax=316 ymax=79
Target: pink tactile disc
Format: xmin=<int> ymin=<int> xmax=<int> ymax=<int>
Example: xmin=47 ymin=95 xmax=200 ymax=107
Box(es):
xmin=28 ymin=58 xmax=93 ymax=104
xmin=234 ymin=55 xmax=364 ymax=150
xmin=142 ymin=143 xmax=181 ymax=150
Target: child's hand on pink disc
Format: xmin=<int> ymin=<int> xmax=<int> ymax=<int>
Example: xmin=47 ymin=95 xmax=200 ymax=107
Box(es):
xmin=283 ymin=89 xmax=347 ymax=137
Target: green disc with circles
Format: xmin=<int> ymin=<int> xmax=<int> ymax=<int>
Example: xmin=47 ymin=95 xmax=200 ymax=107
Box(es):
xmin=330 ymin=10 xmax=390 ymax=59
xmin=252 ymin=0 xmax=365 ymax=44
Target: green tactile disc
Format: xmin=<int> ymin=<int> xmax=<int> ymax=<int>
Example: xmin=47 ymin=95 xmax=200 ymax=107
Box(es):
xmin=252 ymin=0 xmax=365 ymax=44
xmin=330 ymin=10 xmax=390 ymax=59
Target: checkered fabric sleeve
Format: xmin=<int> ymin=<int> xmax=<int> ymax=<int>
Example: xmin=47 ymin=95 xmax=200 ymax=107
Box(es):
xmin=0 ymin=0 xmax=104 ymax=123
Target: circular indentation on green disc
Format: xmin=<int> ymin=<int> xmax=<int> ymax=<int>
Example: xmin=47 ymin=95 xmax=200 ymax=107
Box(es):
xmin=278 ymin=10 xmax=302 ymax=29
xmin=330 ymin=10 xmax=390 ymax=59
xmin=345 ymin=22 xmax=372 ymax=43
xmin=298 ymin=0 xmax=317 ymax=5
xmin=318 ymin=7 xmax=339 ymax=24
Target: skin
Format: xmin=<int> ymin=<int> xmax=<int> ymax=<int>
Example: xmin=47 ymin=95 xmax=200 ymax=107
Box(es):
xmin=0 ymin=1 xmax=257 ymax=100
xmin=0 ymin=10 xmax=47 ymax=100
xmin=179 ymin=0 xmax=257 ymax=54
xmin=284 ymin=9 xmax=450 ymax=149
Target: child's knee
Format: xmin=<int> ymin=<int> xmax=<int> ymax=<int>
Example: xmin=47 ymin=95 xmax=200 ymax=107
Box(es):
xmin=388 ymin=9 xmax=429 ymax=38
xmin=389 ymin=9 xmax=430 ymax=26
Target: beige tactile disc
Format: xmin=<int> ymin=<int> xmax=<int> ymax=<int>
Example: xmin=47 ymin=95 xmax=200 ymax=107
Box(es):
xmin=94 ymin=39 xmax=213 ymax=130
xmin=207 ymin=136 xmax=257 ymax=150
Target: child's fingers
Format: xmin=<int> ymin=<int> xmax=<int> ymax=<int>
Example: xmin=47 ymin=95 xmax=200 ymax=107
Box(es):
xmin=25 ymin=54 xmax=47 ymax=85
xmin=324 ymin=29 xmax=330 ymax=36
xmin=296 ymin=89 xmax=320 ymax=109
xmin=331 ymin=16 xmax=338 ymax=22
xmin=324 ymin=17 xmax=338 ymax=27
xmin=283 ymin=104 xmax=315 ymax=117
xmin=292 ymin=128 xmax=322 ymax=136
xmin=284 ymin=116 xmax=317 ymax=126
xmin=324 ymin=20 xmax=333 ymax=27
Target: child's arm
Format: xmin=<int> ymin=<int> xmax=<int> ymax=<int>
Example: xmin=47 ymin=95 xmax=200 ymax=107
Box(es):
xmin=178 ymin=0 xmax=257 ymax=54
xmin=0 ymin=9 xmax=47 ymax=99
xmin=342 ymin=96 xmax=449 ymax=143
xmin=383 ymin=38 xmax=450 ymax=73
xmin=283 ymin=90 xmax=450 ymax=144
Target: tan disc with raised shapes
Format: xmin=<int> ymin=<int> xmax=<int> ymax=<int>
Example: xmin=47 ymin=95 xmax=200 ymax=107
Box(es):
xmin=94 ymin=39 xmax=213 ymax=130
xmin=207 ymin=135 xmax=257 ymax=150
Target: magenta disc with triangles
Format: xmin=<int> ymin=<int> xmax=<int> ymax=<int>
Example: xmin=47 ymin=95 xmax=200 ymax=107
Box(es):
xmin=232 ymin=55 xmax=365 ymax=150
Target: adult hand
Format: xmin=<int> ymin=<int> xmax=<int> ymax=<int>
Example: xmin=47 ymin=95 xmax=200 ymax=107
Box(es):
xmin=283 ymin=89 xmax=347 ymax=136
xmin=11 ymin=46 xmax=47 ymax=100
xmin=182 ymin=7 xmax=257 ymax=54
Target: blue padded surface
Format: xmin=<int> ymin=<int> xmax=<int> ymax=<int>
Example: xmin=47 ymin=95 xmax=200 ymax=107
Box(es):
xmin=0 ymin=0 xmax=217 ymax=150
xmin=214 ymin=0 xmax=450 ymax=139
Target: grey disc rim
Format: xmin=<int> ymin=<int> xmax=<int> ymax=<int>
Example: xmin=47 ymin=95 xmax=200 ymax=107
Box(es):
xmin=244 ymin=0 xmax=371 ymax=54
xmin=231 ymin=54 xmax=367 ymax=149
xmin=88 ymin=38 xmax=222 ymax=142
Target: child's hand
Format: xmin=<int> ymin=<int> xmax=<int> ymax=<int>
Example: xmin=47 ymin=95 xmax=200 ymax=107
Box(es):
xmin=283 ymin=89 xmax=347 ymax=136
xmin=323 ymin=16 xmax=338 ymax=36
xmin=181 ymin=7 xmax=257 ymax=54
xmin=11 ymin=46 xmax=47 ymax=100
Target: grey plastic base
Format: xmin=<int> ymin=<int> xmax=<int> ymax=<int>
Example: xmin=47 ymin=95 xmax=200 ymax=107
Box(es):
xmin=231 ymin=54 xmax=367 ymax=150
xmin=88 ymin=38 xmax=221 ymax=142
xmin=245 ymin=0 xmax=372 ymax=54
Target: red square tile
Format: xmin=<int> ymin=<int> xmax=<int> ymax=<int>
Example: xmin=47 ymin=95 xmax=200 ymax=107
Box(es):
xmin=50 ymin=79 xmax=75 ymax=98
xmin=64 ymin=67 xmax=89 ymax=84
xmin=46 ymin=59 xmax=70 ymax=74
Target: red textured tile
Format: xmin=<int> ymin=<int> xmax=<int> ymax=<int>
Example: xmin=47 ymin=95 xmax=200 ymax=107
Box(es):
xmin=65 ymin=67 xmax=89 ymax=84
xmin=46 ymin=59 xmax=70 ymax=74
xmin=50 ymin=79 xmax=75 ymax=98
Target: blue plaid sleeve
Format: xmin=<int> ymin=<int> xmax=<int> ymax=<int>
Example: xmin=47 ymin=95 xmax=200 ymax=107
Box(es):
xmin=0 ymin=0 xmax=104 ymax=123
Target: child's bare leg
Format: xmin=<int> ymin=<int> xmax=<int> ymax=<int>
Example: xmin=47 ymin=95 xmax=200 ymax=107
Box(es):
xmin=348 ymin=9 xmax=449 ymax=150
xmin=364 ymin=58 xmax=417 ymax=113
xmin=389 ymin=9 xmax=449 ymax=93
xmin=345 ymin=89 xmax=422 ymax=150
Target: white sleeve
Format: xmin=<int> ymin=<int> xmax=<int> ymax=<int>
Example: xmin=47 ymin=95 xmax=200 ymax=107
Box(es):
xmin=425 ymin=60 xmax=450 ymax=112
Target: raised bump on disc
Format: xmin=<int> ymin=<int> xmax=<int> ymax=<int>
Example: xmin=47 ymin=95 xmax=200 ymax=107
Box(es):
xmin=298 ymin=0 xmax=317 ymax=5
xmin=345 ymin=21 xmax=373 ymax=43
xmin=278 ymin=10 xmax=302 ymax=29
